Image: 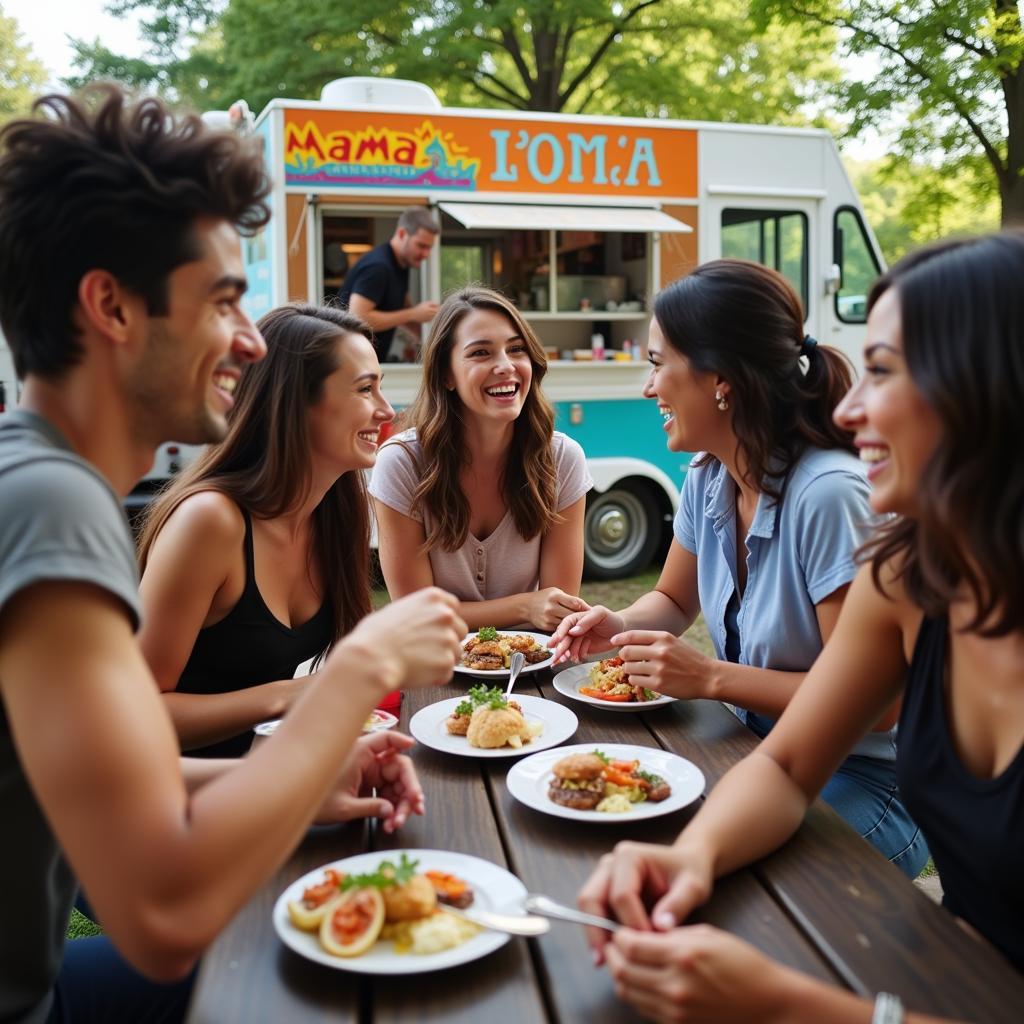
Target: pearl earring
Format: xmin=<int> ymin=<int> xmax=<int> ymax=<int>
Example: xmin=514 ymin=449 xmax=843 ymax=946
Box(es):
xmin=716 ymin=390 xmax=729 ymax=412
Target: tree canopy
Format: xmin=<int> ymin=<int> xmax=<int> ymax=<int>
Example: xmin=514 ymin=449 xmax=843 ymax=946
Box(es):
xmin=67 ymin=0 xmax=837 ymax=127
xmin=753 ymin=0 xmax=1024 ymax=225
xmin=0 ymin=7 xmax=46 ymax=122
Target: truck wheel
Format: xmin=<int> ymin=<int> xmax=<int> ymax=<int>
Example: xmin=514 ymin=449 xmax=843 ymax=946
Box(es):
xmin=583 ymin=485 xmax=661 ymax=580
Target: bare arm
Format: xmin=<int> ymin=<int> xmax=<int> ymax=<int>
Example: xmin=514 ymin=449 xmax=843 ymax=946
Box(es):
xmin=348 ymin=293 xmax=437 ymax=333
xmin=551 ymin=539 xmax=698 ymax=661
xmin=605 ymin=924 xmax=961 ymax=1024
xmin=138 ymin=492 xmax=303 ymax=748
xmin=578 ymin=564 xmax=912 ymax=949
xmin=0 ymin=580 xmax=463 ymax=980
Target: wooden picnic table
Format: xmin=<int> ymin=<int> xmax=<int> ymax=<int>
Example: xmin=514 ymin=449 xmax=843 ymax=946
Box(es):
xmin=186 ymin=667 xmax=1024 ymax=1023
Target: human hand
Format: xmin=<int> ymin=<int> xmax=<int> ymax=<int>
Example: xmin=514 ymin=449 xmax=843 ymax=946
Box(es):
xmin=605 ymin=925 xmax=799 ymax=1024
xmin=410 ymin=301 xmax=440 ymax=323
xmin=314 ymin=731 xmax=424 ymax=832
xmin=526 ymin=587 xmax=590 ymax=632
xmin=342 ymin=587 xmax=466 ymax=690
xmin=578 ymin=840 xmax=713 ymax=963
xmin=611 ymin=630 xmax=714 ymax=700
xmin=550 ymin=604 xmax=625 ymax=663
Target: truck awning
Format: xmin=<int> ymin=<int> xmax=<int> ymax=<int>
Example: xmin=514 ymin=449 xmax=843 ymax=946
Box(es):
xmin=437 ymin=202 xmax=692 ymax=233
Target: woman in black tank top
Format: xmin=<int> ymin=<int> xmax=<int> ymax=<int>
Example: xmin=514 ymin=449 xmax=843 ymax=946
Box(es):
xmin=572 ymin=232 xmax=1024 ymax=1022
xmin=135 ymin=304 xmax=395 ymax=756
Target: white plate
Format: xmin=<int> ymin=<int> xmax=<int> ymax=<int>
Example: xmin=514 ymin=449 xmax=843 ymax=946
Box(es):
xmin=552 ymin=663 xmax=677 ymax=712
xmin=254 ymin=708 xmax=398 ymax=738
xmin=273 ymin=849 xmax=524 ymax=974
xmin=409 ymin=694 xmax=577 ymax=759
xmin=506 ymin=743 xmax=705 ymax=823
xmin=453 ymin=631 xmax=554 ymax=678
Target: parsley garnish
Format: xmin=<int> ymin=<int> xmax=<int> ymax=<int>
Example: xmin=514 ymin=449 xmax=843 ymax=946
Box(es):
xmin=642 ymin=689 xmax=659 ymax=701
xmin=590 ymin=749 xmax=611 ymax=764
xmin=455 ymin=685 xmax=508 ymax=716
xmin=341 ymin=853 xmax=419 ymax=892
xmin=635 ymin=769 xmax=665 ymax=786
xmin=477 ymin=626 xmax=498 ymax=642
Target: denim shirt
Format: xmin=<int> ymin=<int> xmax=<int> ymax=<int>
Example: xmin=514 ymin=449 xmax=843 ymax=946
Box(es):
xmin=674 ymin=447 xmax=896 ymax=762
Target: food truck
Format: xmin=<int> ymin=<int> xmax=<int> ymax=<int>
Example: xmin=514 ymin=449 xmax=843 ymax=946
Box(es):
xmin=0 ymin=78 xmax=884 ymax=577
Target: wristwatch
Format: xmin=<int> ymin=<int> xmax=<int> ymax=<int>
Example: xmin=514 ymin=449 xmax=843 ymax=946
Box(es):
xmin=872 ymin=992 xmax=904 ymax=1024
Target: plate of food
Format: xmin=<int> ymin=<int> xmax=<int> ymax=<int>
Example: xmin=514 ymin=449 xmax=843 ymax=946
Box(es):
xmin=254 ymin=708 xmax=398 ymax=739
xmin=274 ymin=849 xmax=525 ymax=973
xmin=552 ymin=659 xmax=677 ymax=711
xmin=409 ymin=690 xmax=577 ymax=758
xmin=506 ymin=743 xmax=705 ymax=822
xmin=454 ymin=627 xmax=554 ymax=677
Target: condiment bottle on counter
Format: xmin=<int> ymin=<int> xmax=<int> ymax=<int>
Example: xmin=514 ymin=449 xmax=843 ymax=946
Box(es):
xmin=590 ymin=332 xmax=605 ymax=362
xmin=622 ymin=339 xmax=632 ymax=359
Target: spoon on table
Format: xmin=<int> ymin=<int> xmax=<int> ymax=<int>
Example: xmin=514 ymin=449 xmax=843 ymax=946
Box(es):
xmin=524 ymin=893 xmax=619 ymax=932
xmin=505 ymin=651 xmax=526 ymax=696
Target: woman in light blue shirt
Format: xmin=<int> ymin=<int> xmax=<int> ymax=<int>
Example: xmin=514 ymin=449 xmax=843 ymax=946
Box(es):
xmin=552 ymin=258 xmax=927 ymax=876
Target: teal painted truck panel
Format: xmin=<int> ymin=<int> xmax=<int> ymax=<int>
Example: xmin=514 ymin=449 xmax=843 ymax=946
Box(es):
xmin=553 ymin=398 xmax=693 ymax=492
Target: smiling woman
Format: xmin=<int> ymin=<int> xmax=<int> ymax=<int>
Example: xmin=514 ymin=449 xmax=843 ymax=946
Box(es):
xmin=135 ymin=303 xmax=395 ymax=757
xmin=370 ymin=286 xmax=593 ymax=631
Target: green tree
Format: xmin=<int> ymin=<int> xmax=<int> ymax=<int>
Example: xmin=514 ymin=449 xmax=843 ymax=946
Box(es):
xmin=0 ymin=6 xmax=46 ymax=122
xmin=66 ymin=0 xmax=231 ymax=109
xmin=846 ymin=156 xmax=1000 ymax=263
xmin=68 ymin=0 xmax=837 ymax=127
xmin=754 ymin=1 xmax=1024 ymax=225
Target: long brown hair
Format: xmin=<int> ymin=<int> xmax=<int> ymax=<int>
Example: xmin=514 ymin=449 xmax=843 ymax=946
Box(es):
xmin=861 ymin=232 xmax=1024 ymax=637
xmin=137 ymin=303 xmax=373 ymax=652
xmin=399 ymin=286 xmax=558 ymax=552
xmin=653 ymin=259 xmax=855 ymax=500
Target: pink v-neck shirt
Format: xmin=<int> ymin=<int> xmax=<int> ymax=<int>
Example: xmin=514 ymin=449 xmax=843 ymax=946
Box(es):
xmin=369 ymin=429 xmax=592 ymax=601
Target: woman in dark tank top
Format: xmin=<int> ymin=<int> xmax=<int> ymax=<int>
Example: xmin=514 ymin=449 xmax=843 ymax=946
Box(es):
xmin=572 ymin=231 xmax=1024 ymax=1023
xmin=136 ymin=304 xmax=394 ymax=757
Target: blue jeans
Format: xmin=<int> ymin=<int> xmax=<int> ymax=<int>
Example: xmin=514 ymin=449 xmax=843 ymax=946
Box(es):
xmin=47 ymin=934 xmax=194 ymax=1024
xmin=745 ymin=712 xmax=929 ymax=879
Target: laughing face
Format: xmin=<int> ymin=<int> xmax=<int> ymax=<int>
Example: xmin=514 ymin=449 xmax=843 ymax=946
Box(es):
xmin=447 ymin=308 xmax=533 ymax=427
xmin=833 ymin=287 xmax=942 ymax=516
xmin=642 ymin=316 xmax=722 ymax=453
xmin=307 ymin=332 xmax=395 ymax=473
xmin=128 ymin=216 xmax=266 ymax=446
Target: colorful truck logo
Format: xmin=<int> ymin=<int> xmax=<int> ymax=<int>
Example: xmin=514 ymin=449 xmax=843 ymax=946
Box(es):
xmin=283 ymin=110 xmax=696 ymax=197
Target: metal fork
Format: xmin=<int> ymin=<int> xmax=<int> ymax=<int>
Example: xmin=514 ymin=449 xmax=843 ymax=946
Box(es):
xmin=442 ymin=902 xmax=550 ymax=936
xmin=505 ymin=651 xmax=526 ymax=696
xmin=524 ymin=893 xmax=619 ymax=932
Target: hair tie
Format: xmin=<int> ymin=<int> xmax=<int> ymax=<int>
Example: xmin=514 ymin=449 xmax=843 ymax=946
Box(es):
xmin=801 ymin=334 xmax=818 ymax=355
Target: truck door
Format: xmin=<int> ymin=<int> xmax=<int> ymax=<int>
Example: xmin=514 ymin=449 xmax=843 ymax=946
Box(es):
xmin=702 ymin=196 xmax=819 ymax=336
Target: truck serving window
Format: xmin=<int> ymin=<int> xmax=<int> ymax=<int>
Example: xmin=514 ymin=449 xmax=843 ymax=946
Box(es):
xmin=833 ymin=206 xmax=881 ymax=324
xmin=720 ymin=208 xmax=808 ymax=313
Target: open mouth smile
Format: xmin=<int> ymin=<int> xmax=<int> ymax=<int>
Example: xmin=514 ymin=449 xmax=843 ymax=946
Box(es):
xmin=212 ymin=371 xmax=238 ymax=404
xmin=485 ymin=382 xmax=520 ymax=398
xmin=858 ymin=444 xmax=891 ymax=479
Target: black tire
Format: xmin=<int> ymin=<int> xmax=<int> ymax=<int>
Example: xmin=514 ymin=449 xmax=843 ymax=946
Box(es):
xmin=583 ymin=483 xmax=662 ymax=580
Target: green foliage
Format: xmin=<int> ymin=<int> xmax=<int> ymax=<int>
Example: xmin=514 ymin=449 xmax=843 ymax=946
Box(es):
xmin=66 ymin=0 xmax=838 ymax=129
xmin=846 ymin=155 xmax=999 ymax=263
xmin=340 ymin=852 xmax=419 ymax=891
xmin=66 ymin=907 xmax=103 ymax=939
xmin=0 ymin=9 xmax=46 ymax=123
xmin=753 ymin=1 xmax=1024 ymax=224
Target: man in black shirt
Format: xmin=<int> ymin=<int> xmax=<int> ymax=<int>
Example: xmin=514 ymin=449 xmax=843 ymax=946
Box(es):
xmin=339 ymin=206 xmax=440 ymax=360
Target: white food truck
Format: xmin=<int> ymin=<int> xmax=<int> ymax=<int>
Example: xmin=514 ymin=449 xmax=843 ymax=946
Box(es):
xmin=0 ymin=78 xmax=884 ymax=577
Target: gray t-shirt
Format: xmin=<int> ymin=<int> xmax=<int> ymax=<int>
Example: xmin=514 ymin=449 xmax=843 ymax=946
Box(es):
xmin=369 ymin=429 xmax=592 ymax=602
xmin=0 ymin=409 xmax=140 ymax=1024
